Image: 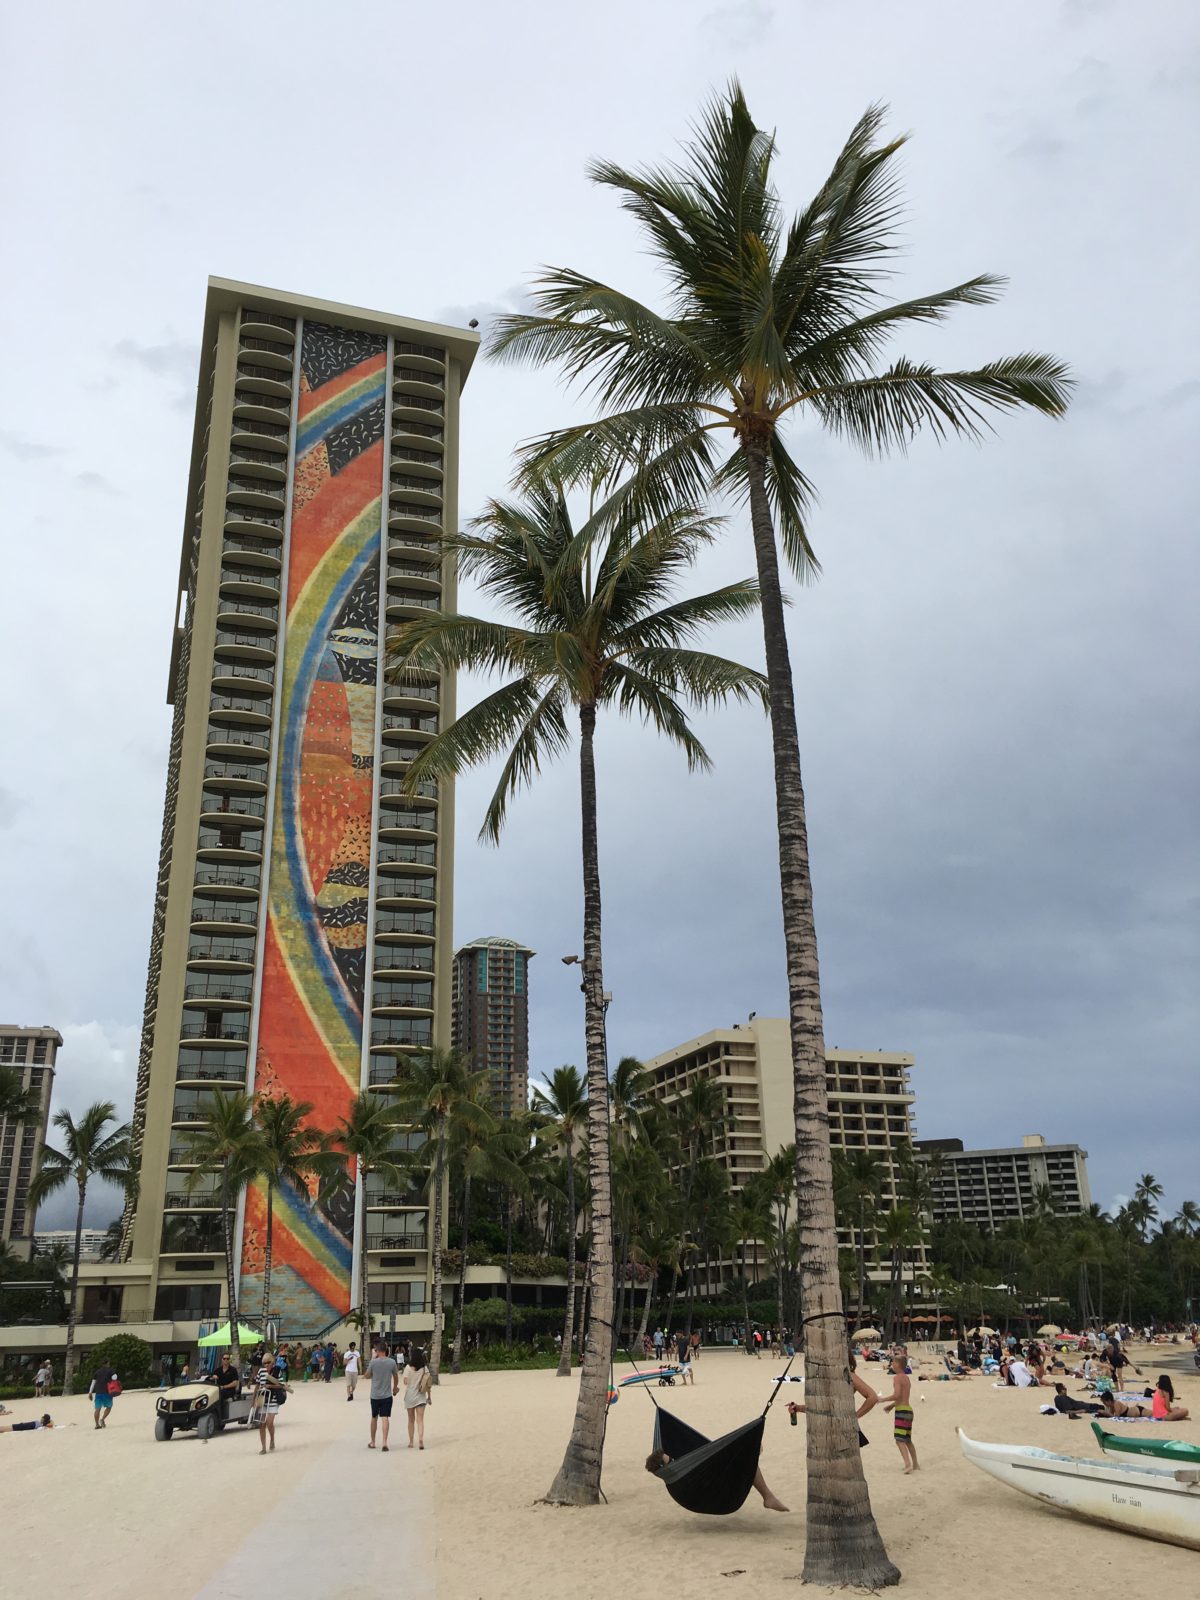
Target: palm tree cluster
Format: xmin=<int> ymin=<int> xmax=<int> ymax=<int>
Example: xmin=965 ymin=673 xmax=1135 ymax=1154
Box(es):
xmin=927 ymin=1174 xmax=1200 ymax=1332
xmin=388 ymin=81 xmax=1070 ymax=1578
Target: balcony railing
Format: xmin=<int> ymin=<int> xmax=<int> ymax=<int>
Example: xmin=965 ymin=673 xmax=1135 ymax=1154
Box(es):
xmin=389 ymin=504 xmax=442 ymax=526
xmin=236 ymin=360 xmax=292 ymax=387
xmin=232 ymin=389 xmax=289 ymax=416
xmin=375 ymin=879 xmax=435 ymax=901
xmin=230 ymin=414 xmax=289 ymax=442
xmin=200 ymin=793 xmax=266 ymax=818
xmin=391 ymin=449 xmax=443 ymax=469
xmin=385 ymin=592 xmax=439 ymax=612
xmin=164 ymin=1191 xmax=221 ymax=1209
xmin=210 ymin=692 xmax=273 ymax=717
xmin=373 ymin=988 xmax=433 ymax=1009
xmin=374 ymin=913 xmax=434 ymax=936
xmin=364 ymin=1189 xmax=427 ymax=1208
xmin=215 ymin=596 xmax=279 ymax=622
xmin=370 ymin=1027 xmax=432 ymax=1048
xmin=390 ymin=392 xmax=442 ymax=413
xmin=189 ymin=902 xmax=258 ymax=928
xmin=188 ymin=939 xmax=256 ymax=962
xmin=366 ymin=1233 xmax=428 ymax=1251
xmin=211 ymin=662 xmax=275 ymax=687
xmin=206 ymin=727 xmax=270 ymax=752
xmin=179 ymin=1018 xmax=250 ymax=1040
xmin=215 ymin=629 xmax=276 ymax=653
xmin=228 ymin=447 xmax=288 ymax=474
xmin=382 ymin=713 xmax=437 ymax=734
xmin=223 ymin=535 xmax=283 ymax=561
xmin=378 ymin=811 xmax=436 ymax=833
xmin=175 ymin=1065 xmax=247 ymax=1084
xmin=394 ymin=368 xmax=444 ymax=390
xmin=382 ymin=679 xmax=439 ymax=703
xmin=239 ymin=335 xmax=294 ymax=361
xmin=227 ymin=475 xmax=285 ymax=503
xmin=375 ymin=949 xmax=434 ymax=972
xmin=183 ymin=980 xmax=252 ymax=1002
xmin=379 ymin=777 xmax=437 ymax=799
xmin=203 ymin=761 xmax=268 ymax=784
xmin=377 ymin=844 xmax=435 ymax=866
xmin=194 ymin=867 xmax=261 ymax=890
xmin=392 ymin=420 xmax=443 ymax=441
xmin=223 ymin=507 xmax=284 ymax=532
xmin=387 ymin=562 xmax=442 ymax=586
xmin=395 ymin=341 xmax=444 ymax=361
xmin=167 ymin=1147 xmax=200 ymax=1164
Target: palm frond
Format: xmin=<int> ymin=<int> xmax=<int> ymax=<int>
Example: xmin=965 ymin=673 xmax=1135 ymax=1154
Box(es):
xmin=600 ymin=663 xmax=712 ymax=770
xmin=622 ymin=646 xmax=770 ymax=711
xmin=613 ymin=578 xmax=765 ymax=652
xmin=386 ymin=611 xmax=541 ymax=680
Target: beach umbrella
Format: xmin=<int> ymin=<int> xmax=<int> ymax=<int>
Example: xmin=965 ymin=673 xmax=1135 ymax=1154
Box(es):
xmin=850 ymin=1327 xmax=881 ymax=1342
xmin=975 ymin=1325 xmax=997 ymax=1336
xmin=1037 ymin=1324 xmax=1062 ymax=1337
xmin=197 ymin=1321 xmax=263 ymax=1347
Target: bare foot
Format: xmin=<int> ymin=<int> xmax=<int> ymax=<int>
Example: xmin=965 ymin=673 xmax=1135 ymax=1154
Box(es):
xmin=762 ymin=1495 xmax=790 ymax=1512
xmin=903 ymin=1466 xmax=912 ymax=1475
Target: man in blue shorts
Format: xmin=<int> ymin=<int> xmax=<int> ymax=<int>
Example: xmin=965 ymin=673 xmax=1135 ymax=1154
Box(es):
xmin=366 ymin=1338 xmax=399 ymax=1452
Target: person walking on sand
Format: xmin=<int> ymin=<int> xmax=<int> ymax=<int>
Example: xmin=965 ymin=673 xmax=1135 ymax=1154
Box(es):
xmin=367 ymin=1338 xmax=399 ymax=1451
xmin=344 ymin=1341 xmax=361 ymax=1401
xmin=88 ymin=1360 xmax=119 ymax=1430
xmin=402 ymin=1347 xmax=433 ymax=1450
xmin=34 ymin=1361 xmax=52 ymax=1398
xmin=882 ymin=1352 xmax=919 ymax=1473
xmin=254 ymin=1351 xmax=287 ymax=1454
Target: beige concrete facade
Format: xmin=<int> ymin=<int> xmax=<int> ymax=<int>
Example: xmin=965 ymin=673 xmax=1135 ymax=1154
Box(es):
xmin=0 ymin=1025 xmax=60 ymax=1256
xmin=643 ymin=1019 xmax=921 ymax=1292
xmin=95 ymin=281 xmax=479 ymax=1349
xmin=916 ymin=1132 xmax=1092 ymax=1227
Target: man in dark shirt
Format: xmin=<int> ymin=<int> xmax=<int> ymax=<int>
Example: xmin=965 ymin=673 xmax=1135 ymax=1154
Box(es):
xmin=213 ymin=1353 xmax=240 ymax=1415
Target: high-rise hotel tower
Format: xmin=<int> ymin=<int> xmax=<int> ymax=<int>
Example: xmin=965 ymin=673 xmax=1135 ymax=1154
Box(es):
xmin=122 ymin=280 xmax=477 ymax=1337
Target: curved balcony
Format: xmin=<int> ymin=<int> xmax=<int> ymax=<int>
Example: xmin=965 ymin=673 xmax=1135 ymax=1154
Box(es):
xmin=183 ymin=979 xmax=252 ymax=1006
xmin=238 ymin=335 xmax=294 ymax=372
xmin=199 ymin=792 xmax=266 ymax=822
xmin=193 ymin=866 xmax=261 ymax=897
xmin=224 ymin=506 xmax=283 ymax=540
xmin=210 ymin=664 xmax=275 ymax=700
xmin=372 ymin=1000 xmax=435 ymax=1019
xmin=232 ymin=389 xmax=290 ymax=424
xmin=377 ymin=842 xmax=436 ymax=871
xmin=381 ymin=675 xmax=439 ymax=706
xmin=189 ymin=899 xmax=259 ymax=931
xmin=226 ymin=475 xmax=285 ymax=512
xmin=374 ymin=908 xmax=434 ymax=937
xmin=213 ymin=629 xmax=276 ymax=664
xmin=382 ymin=710 xmax=437 ymax=736
xmin=167 ymin=1147 xmax=202 ymax=1167
xmin=222 ymin=536 xmax=283 ymax=570
xmin=386 ymin=567 xmax=441 ymax=600
xmin=164 ymin=1191 xmax=222 ymax=1210
xmin=390 ymin=470 xmax=441 ymax=502
xmin=202 ymin=759 xmax=269 ymax=792
xmin=235 ymin=361 xmax=291 ymax=400
xmin=179 ymin=1016 xmax=250 ymax=1042
xmin=394 ymin=340 xmax=445 ymax=370
xmin=374 ymin=948 xmax=434 ymax=976
xmin=374 ymin=878 xmax=436 ymax=906
xmin=368 ymin=1023 xmax=433 ymax=1051
xmin=214 ymin=599 xmax=279 ymax=634
xmin=391 ymin=419 xmax=443 ymax=448
xmin=387 ymin=537 xmax=440 ymax=566
xmin=390 ymin=450 xmax=443 ymax=480
xmin=379 ymin=774 xmax=437 ymax=801
xmin=206 ymin=723 xmax=269 ymax=752
xmin=241 ymin=308 xmax=296 ymax=338
xmin=209 ymin=691 xmax=273 ymax=726
xmin=220 ymin=566 xmax=281 ymax=602
xmin=229 ymin=414 xmax=290 ymax=453
xmin=186 ymin=942 xmax=256 ymax=974
xmin=196 ymin=835 xmax=262 ymax=867
xmin=377 ymin=808 xmax=437 ymax=839
xmin=227 ymin=446 xmax=288 ymax=482
xmin=387 ymin=505 xmax=442 ymax=535
xmin=385 ymin=592 xmax=440 ymax=622
xmin=393 ymin=368 xmax=444 ymax=400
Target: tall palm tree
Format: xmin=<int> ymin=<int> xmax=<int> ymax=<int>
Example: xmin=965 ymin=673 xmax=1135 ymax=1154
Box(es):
xmin=665 ymin=1076 xmax=727 ymax=1330
xmin=610 ymin=1056 xmax=652 ymax=1143
xmin=731 ymin=1179 xmax=772 ymax=1338
xmin=532 ymin=1066 xmax=589 ymax=1376
xmin=448 ymin=1101 xmax=522 ymax=1373
xmin=252 ymin=1094 xmax=331 ymax=1332
xmin=390 ymin=1046 xmax=489 ymax=1380
xmin=26 ymin=1102 xmax=131 ymax=1395
xmin=763 ymin=1144 xmax=797 ymax=1334
xmin=877 ymin=1205 xmax=922 ymax=1341
xmin=179 ymin=1089 xmax=262 ymax=1374
xmin=833 ymin=1151 xmax=884 ymax=1321
xmin=489 ymin=85 xmax=1071 ymax=1584
xmin=324 ymin=1091 xmax=412 ymax=1351
xmin=388 ymin=469 xmax=766 ymax=1503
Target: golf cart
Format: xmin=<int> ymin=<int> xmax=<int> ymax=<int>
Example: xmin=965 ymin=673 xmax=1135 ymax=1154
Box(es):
xmin=154 ymin=1376 xmax=254 ymax=1441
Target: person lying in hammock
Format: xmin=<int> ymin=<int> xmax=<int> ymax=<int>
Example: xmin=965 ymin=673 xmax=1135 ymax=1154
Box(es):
xmin=645 ymin=1449 xmax=789 ymax=1512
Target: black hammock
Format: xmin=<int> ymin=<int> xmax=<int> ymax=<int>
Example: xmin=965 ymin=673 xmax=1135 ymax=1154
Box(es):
xmin=653 ymin=1406 xmax=766 ymax=1516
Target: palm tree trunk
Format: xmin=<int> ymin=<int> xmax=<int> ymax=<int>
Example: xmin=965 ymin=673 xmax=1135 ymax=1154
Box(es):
xmin=429 ymin=1116 xmax=447 ymax=1382
xmin=544 ymin=701 xmax=616 ymax=1505
xmin=359 ymin=1164 xmax=371 ymax=1342
xmin=262 ymin=1182 xmax=274 ymax=1332
xmin=505 ymin=1195 xmax=515 ymax=1347
xmin=635 ymin=1269 xmax=654 ymax=1349
xmin=743 ymin=440 xmax=898 ymax=1588
xmin=857 ymin=1200 xmax=868 ymax=1321
xmin=221 ymin=1171 xmax=241 ymax=1374
xmin=740 ymin=1234 xmax=752 ymax=1342
xmin=557 ymin=1144 xmax=576 ymax=1376
xmin=776 ymin=1202 xmax=786 ymax=1334
xmin=61 ymin=1181 xmax=87 ymax=1396
xmin=451 ymin=1173 xmax=472 ymax=1373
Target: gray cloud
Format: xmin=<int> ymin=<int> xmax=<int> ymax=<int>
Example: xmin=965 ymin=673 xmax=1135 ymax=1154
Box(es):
xmin=700 ymin=2 xmax=775 ymax=49
xmin=0 ymin=429 xmax=62 ymax=461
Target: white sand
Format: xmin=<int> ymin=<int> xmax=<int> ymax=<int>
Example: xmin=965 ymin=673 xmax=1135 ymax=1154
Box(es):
xmin=4 ymin=1345 xmax=1196 ymax=1598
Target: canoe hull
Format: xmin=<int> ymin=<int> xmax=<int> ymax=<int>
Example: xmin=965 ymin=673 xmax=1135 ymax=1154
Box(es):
xmin=958 ymin=1429 xmax=1200 ymax=1552
xmin=1090 ymin=1420 xmax=1200 ymax=1465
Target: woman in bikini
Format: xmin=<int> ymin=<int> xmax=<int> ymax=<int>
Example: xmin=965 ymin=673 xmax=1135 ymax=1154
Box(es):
xmin=1151 ymin=1375 xmax=1190 ymax=1422
xmin=1100 ymin=1390 xmax=1154 ymax=1418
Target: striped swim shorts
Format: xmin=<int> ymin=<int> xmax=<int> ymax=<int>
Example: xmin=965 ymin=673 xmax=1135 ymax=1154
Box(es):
xmin=893 ymin=1405 xmax=914 ymax=1440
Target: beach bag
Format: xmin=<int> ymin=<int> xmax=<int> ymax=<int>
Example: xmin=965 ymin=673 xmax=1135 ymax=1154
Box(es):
xmin=418 ymin=1369 xmax=433 ymax=1401
xmin=107 ymin=1380 xmax=122 ymax=1396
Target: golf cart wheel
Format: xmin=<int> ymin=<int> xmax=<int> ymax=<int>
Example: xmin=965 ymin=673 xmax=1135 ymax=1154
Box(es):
xmin=154 ymin=1418 xmax=173 ymax=1441
xmin=197 ymin=1411 xmax=217 ymax=1440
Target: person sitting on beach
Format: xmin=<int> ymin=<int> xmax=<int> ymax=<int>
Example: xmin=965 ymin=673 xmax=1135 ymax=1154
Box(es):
xmin=943 ymin=1352 xmax=971 ymax=1379
xmin=646 ymin=1449 xmax=788 ymax=1511
xmin=1152 ymin=1375 xmax=1190 ymax=1422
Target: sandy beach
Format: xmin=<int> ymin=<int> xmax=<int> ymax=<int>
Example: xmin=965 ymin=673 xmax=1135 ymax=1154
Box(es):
xmin=4 ymin=1345 xmax=1195 ymax=1598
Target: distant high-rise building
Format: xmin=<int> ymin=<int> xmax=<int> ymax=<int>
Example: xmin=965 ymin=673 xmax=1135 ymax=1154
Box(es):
xmin=0 ymin=1025 xmax=60 ymax=1257
xmin=452 ymin=938 xmax=534 ymax=1116
xmin=118 ymin=279 xmax=477 ymax=1339
xmin=914 ymin=1133 xmax=1091 ymax=1227
xmin=643 ymin=1019 xmax=924 ymax=1293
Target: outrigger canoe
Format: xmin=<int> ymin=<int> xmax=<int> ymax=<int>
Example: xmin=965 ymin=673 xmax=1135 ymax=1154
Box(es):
xmin=1090 ymin=1420 xmax=1200 ymax=1466
xmin=958 ymin=1429 xmax=1200 ymax=1551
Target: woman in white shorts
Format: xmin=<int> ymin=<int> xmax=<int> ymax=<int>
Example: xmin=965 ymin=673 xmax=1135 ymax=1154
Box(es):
xmin=402 ymin=1347 xmax=433 ymax=1449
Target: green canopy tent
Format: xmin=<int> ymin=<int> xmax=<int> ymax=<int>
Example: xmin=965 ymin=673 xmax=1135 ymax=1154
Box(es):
xmin=197 ymin=1322 xmax=263 ymax=1347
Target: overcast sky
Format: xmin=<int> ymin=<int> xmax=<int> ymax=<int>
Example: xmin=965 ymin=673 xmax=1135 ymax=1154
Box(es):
xmin=2 ymin=1 xmax=1196 ymax=1229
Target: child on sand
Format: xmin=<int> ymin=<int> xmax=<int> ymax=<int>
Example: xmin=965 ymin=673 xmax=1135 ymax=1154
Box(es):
xmin=882 ymin=1352 xmax=919 ymax=1473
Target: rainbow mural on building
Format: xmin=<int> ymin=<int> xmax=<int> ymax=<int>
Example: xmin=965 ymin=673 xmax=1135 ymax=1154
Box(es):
xmin=240 ymin=322 xmax=386 ymax=1329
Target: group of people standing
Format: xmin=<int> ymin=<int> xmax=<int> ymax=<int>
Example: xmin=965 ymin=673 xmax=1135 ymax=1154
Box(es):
xmin=645 ymin=1328 xmax=702 ymax=1367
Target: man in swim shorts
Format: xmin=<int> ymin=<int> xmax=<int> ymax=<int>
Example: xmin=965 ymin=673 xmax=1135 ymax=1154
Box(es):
xmin=883 ymin=1353 xmax=919 ymax=1473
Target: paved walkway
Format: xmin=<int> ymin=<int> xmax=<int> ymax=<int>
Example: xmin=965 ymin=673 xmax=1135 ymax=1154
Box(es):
xmin=195 ymin=1404 xmax=435 ymax=1599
